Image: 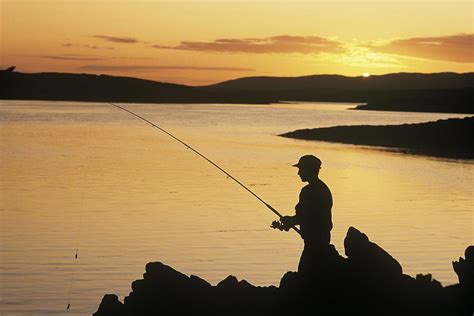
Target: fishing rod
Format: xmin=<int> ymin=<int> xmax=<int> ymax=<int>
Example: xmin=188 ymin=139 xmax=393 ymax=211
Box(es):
xmin=109 ymin=102 xmax=300 ymax=235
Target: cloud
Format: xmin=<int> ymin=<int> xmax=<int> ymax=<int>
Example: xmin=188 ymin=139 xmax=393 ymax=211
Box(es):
xmin=366 ymin=34 xmax=474 ymax=63
xmin=324 ymin=44 xmax=405 ymax=69
xmin=41 ymin=55 xmax=104 ymax=61
xmin=63 ymin=43 xmax=115 ymax=50
xmin=94 ymin=35 xmax=140 ymax=44
xmin=84 ymin=45 xmax=115 ymax=50
xmin=110 ymin=56 xmax=152 ymax=60
xmin=153 ymin=35 xmax=343 ymax=54
xmin=151 ymin=44 xmax=171 ymax=49
xmin=79 ymin=65 xmax=255 ymax=72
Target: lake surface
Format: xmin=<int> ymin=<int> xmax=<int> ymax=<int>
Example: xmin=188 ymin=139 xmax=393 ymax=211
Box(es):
xmin=1 ymin=100 xmax=472 ymax=315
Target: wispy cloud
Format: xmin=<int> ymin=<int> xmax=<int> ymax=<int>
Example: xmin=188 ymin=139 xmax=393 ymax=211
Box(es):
xmin=366 ymin=34 xmax=474 ymax=63
xmin=85 ymin=45 xmax=115 ymax=50
xmin=94 ymin=35 xmax=140 ymax=44
xmin=79 ymin=65 xmax=255 ymax=72
xmin=153 ymin=35 xmax=343 ymax=54
xmin=327 ymin=44 xmax=405 ymax=69
xmin=41 ymin=55 xmax=104 ymax=61
xmin=63 ymin=42 xmax=115 ymax=50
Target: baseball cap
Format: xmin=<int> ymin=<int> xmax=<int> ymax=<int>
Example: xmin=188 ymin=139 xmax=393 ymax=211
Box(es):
xmin=292 ymin=155 xmax=322 ymax=170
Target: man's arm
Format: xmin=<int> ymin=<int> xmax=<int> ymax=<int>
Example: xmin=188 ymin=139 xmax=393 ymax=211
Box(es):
xmin=271 ymin=187 xmax=305 ymax=231
xmin=271 ymin=215 xmax=300 ymax=231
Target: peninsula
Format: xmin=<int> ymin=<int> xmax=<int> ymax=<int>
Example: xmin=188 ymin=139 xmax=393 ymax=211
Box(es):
xmin=280 ymin=117 xmax=474 ymax=159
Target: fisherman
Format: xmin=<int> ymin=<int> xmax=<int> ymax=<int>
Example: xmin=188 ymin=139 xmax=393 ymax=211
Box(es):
xmin=272 ymin=155 xmax=333 ymax=275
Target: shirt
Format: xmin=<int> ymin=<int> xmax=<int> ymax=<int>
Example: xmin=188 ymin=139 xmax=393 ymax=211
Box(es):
xmin=295 ymin=179 xmax=333 ymax=242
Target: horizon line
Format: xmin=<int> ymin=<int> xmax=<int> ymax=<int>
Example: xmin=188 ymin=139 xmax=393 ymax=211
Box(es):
xmin=2 ymin=66 xmax=473 ymax=87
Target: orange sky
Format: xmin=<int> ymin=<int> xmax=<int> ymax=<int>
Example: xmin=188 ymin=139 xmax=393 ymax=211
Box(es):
xmin=1 ymin=0 xmax=473 ymax=85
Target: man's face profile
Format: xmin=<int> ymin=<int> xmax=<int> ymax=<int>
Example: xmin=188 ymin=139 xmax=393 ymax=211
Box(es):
xmin=297 ymin=167 xmax=314 ymax=182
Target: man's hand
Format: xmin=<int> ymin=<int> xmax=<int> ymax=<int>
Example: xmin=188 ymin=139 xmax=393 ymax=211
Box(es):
xmin=271 ymin=220 xmax=284 ymax=231
xmin=280 ymin=216 xmax=294 ymax=228
xmin=271 ymin=216 xmax=294 ymax=231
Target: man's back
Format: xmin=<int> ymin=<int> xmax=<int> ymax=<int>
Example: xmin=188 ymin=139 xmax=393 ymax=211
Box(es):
xmin=295 ymin=179 xmax=333 ymax=243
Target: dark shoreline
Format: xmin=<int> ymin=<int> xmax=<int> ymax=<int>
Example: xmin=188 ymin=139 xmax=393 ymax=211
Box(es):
xmin=280 ymin=117 xmax=474 ymax=159
xmin=93 ymin=227 xmax=473 ymax=316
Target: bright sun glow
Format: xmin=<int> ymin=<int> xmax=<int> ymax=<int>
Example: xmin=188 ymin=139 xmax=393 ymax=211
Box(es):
xmin=363 ymin=72 xmax=371 ymax=77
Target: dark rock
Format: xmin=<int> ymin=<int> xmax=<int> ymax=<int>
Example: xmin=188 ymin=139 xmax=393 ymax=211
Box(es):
xmin=189 ymin=274 xmax=212 ymax=289
xmin=452 ymin=245 xmax=474 ymax=315
xmin=93 ymin=294 xmax=124 ymax=316
xmin=94 ymin=228 xmax=473 ymax=316
xmin=453 ymin=245 xmax=474 ymax=287
xmin=279 ymin=271 xmax=301 ymax=291
xmin=415 ymin=273 xmax=443 ymax=289
xmin=344 ymin=226 xmax=402 ymax=283
xmin=216 ymin=275 xmax=239 ymax=289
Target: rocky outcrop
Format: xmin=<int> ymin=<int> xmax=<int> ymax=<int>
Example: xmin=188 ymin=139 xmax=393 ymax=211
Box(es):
xmin=344 ymin=227 xmax=402 ymax=281
xmin=94 ymin=227 xmax=473 ymax=316
xmin=94 ymin=262 xmax=278 ymax=316
xmin=451 ymin=245 xmax=474 ymax=315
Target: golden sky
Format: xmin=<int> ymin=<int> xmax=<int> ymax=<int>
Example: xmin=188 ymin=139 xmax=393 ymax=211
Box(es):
xmin=1 ymin=0 xmax=473 ymax=85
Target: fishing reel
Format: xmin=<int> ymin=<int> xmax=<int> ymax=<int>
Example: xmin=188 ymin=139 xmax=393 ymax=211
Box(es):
xmin=271 ymin=220 xmax=290 ymax=231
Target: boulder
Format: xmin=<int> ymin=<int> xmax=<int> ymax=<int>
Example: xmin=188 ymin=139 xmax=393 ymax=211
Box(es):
xmin=344 ymin=226 xmax=402 ymax=282
xmin=94 ymin=229 xmax=472 ymax=316
xmin=453 ymin=245 xmax=474 ymax=288
xmin=93 ymin=294 xmax=124 ymax=316
xmin=451 ymin=245 xmax=474 ymax=315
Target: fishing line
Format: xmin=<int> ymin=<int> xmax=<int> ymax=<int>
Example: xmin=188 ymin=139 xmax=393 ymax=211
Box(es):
xmin=109 ymin=102 xmax=300 ymax=235
xmin=66 ymin=249 xmax=79 ymax=310
xmin=66 ymin=162 xmax=88 ymax=310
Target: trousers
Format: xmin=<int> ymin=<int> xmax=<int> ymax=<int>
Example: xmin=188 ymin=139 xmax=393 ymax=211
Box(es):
xmin=298 ymin=232 xmax=331 ymax=275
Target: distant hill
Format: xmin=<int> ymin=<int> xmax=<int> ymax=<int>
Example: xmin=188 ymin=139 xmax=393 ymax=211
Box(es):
xmin=202 ymin=73 xmax=474 ymax=113
xmin=203 ymin=73 xmax=474 ymax=92
xmin=352 ymin=88 xmax=472 ymax=113
xmin=0 ymin=69 xmax=275 ymax=104
xmin=1 ymin=68 xmax=472 ymax=113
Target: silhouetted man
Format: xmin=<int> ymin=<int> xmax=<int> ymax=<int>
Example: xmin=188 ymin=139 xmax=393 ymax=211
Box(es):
xmin=272 ymin=155 xmax=333 ymax=275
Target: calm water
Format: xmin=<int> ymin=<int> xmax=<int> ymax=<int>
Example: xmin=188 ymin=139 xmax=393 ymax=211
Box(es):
xmin=1 ymin=100 xmax=472 ymax=315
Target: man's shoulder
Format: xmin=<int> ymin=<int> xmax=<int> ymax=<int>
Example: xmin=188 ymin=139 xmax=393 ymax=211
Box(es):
xmin=302 ymin=179 xmax=332 ymax=195
xmin=318 ymin=179 xmax=331 ymax=192
xmin=306 ymin=179 xmax=330 ymax=188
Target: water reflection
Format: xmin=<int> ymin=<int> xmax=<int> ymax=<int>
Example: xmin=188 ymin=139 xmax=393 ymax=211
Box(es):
xmin=0 ymin=100 xmax=472 ymax=315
